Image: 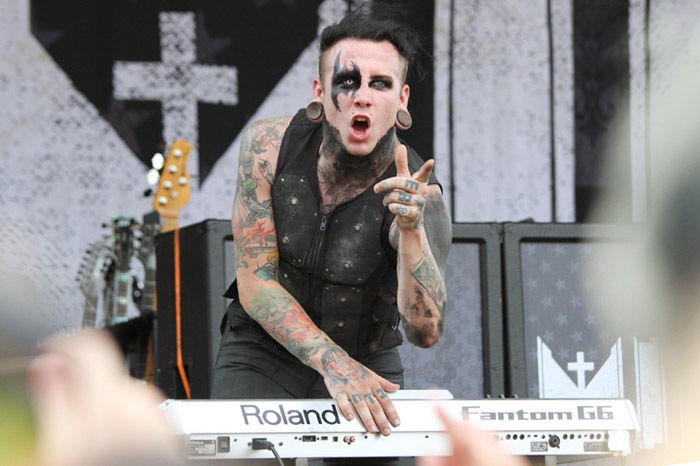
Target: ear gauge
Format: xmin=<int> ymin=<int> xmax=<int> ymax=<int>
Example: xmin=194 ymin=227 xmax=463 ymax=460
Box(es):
xmin=305 ymin=101 xmax=325 ymax=122
xmin=395 ymin=109 xmax=413 ymax=130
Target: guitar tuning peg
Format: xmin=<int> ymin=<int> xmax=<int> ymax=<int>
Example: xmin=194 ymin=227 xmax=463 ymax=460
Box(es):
xmin=147 ymin=168 xmax=160 ymax=186
xmin=151 ymin=152 xmax=164 ymax=170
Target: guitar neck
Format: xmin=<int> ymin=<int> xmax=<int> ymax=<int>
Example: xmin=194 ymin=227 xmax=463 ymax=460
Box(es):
xmin=160 ymin=213 xmax=180 ymax=233
xmin=113 ymin=270 xmax=132 ymax=323
xmin=140 ymin=273 xmax=157 ymax=314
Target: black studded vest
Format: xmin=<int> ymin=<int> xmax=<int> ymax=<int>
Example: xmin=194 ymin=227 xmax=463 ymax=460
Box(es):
xmin=226 ymin=109 xmax=437 ymax=359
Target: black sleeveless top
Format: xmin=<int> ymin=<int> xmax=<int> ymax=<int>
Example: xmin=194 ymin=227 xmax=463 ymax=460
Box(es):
xmin=226 ymin=109 xmax=439 ymax=358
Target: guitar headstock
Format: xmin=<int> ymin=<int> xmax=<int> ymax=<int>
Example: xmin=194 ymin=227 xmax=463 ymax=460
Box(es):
xmin=153 ymin=139 xmax=192 ymax=230
xmin=111 ymin=217 xmax=137 ymax=273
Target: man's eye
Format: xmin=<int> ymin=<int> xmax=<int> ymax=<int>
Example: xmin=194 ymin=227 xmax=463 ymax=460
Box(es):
xmin=371 ymin=80 xmax=391 ymax=89
xmin=342 ymin=78 xmax=355 ymax=87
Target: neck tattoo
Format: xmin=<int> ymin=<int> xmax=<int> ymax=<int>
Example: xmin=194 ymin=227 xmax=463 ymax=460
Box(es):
xmin=320 ymin=121 xmax=397 ymax=185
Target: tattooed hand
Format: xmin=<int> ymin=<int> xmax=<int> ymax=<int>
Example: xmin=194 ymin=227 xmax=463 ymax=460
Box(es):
xmin=319 ymin=346 xmax=400 ymax=436
xmin=373 ymin=144 xmax=434 ymax=230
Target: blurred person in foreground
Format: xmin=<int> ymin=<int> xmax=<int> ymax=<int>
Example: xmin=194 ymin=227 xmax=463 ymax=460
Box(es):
xmin=585 ymin=24 xmax=700 ymax=466
xmin=0 ymin=270 xmax=183 ymax=466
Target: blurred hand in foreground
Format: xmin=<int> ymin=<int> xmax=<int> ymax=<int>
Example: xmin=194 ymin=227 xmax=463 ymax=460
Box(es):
xmin=419 ymin=404 xmax=527 ymax=466
xmin=26 ymin=329 xmax=183 ymax=466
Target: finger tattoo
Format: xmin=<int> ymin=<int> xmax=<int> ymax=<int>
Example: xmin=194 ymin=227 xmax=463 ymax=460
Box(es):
xmin=364 ymin=393 xmax=377 ymax=404
xmin=405 ymin=180 xmax=420 ymax=191
xmin=375 ymin=388 xmax=388 ymax=399
xmin=395 ymin=205 xmax=409 ymax=215
xmin=351 ymin=394 xmax=362 ymax=404
xmin=397 ymin=192 xmax=412 ymax=203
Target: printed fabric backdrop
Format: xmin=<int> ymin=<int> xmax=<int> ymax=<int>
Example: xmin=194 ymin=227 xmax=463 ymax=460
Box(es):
xmin=1 ymin=0 xmax=698 ymax=369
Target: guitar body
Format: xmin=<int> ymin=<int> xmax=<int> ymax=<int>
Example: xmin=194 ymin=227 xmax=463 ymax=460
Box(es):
xmin=143 ymin=140 xmax=193 ymax=385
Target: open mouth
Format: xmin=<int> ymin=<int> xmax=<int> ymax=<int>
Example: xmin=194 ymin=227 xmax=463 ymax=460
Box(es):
xmin=351 ymin=116 xmax=370 ymax=136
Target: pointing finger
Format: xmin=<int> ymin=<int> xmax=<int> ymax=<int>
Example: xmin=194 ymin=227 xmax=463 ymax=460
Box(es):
xmin=394 ymin=144 xmax=411 ymax=178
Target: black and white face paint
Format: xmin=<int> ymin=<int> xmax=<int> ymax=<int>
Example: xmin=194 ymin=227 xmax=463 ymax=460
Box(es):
xmin=330 ymin=51 xmax=361 ymax=112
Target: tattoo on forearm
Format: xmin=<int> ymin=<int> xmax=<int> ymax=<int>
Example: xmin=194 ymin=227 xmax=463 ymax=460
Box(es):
xmin=248 ymin=290 xmax=340 ymax=371
xmin=249 ymin=290 xmax=300 ymax=337
xmin=411 ymin=257 xmax=447 ymax=307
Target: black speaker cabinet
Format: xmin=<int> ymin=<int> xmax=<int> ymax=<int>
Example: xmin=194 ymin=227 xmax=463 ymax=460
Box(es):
xmin=154 ymin=220 xmax=507 ymax=400
xmin=397 ymin=223 xmax=504 ymax=398
xmin=155 ymin=219 xmax=234 ymax=399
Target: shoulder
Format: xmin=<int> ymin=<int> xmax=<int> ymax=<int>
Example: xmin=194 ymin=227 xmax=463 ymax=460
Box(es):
xmin=240 ymin=116 xmax=294 ymax=157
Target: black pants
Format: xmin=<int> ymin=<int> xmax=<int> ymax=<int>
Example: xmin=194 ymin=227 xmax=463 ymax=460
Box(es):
xmin=211 ymin=313 xmax=411 ymax=465
xmin=211 ymin=314 xmax=404 ymax=398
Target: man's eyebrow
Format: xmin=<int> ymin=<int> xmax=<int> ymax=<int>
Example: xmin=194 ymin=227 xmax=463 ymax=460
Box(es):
xmin=370 ymin=74 xmax=394 ymax=81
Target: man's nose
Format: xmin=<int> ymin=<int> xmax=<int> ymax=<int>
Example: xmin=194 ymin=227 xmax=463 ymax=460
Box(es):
xmin=353 ymin=85 xmax=372 ymax=107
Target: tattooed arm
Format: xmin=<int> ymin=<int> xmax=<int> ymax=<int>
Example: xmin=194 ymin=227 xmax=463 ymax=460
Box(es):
xmin=232 ymin=117 xmax=400 ymax=436
xmin=375 ymin=145 xmax=452 ymax=348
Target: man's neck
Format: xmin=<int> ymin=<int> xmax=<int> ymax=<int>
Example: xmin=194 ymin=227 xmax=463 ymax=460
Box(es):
xmin=318 ymin=121 xmax=397 ymax=187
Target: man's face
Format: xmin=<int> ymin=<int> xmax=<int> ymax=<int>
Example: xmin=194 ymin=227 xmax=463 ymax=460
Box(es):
xmin=314 ymin=39 xmax=410 ymax=156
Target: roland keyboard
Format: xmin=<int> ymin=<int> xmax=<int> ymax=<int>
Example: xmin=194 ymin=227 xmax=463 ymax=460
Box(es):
xmin=160 ymin=392 xmax=640 ymax=461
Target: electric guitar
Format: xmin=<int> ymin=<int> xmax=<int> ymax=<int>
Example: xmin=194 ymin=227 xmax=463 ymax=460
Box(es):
xmin=143 ymin=139 xmax=193 ymax=383
xmin=137 ymin=211 xmax=160 ymax=317
xmin=77 ymin=237 xmax=111 ymax=327
xmin=106 ymin=217 xmax=140 ymax=325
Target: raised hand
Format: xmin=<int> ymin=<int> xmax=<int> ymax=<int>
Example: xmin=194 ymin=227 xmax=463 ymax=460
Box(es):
xmin=373 ymin=144 xmax=434 ymax=230
xmin=319 ymin=346 xmax=401 ymax=436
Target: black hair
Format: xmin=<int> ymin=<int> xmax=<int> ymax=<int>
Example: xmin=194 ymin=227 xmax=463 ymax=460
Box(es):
xmin=318 ymin=6 xmax=422 ymax=83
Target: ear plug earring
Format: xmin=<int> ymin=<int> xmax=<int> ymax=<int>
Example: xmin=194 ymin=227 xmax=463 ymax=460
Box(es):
xmin=305 ymin=101 xmax=325 ymax=122
xmin=395 ymin=109 xmax=412 ymax=130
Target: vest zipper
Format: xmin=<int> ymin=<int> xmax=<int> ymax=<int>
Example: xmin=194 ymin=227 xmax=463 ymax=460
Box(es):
xmin=301 ymin=213 xmax=329 ymax=312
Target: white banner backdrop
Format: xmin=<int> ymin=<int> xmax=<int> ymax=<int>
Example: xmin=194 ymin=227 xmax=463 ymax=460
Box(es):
xmin=5 ymin=0 xmax=692 ymax=333
xmin=433 ymin=0 xmax=575 ymax=223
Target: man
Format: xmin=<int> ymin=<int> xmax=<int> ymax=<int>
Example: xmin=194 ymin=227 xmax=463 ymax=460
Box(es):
xmin=212 ymin=9 xmax=452 ymax=438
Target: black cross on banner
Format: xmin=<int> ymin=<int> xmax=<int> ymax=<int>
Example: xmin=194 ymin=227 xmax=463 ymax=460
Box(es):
xmin=30 ymin=0 xmax=322 ymax=185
